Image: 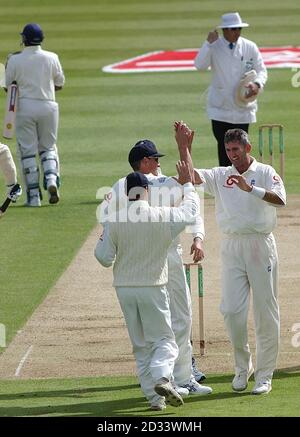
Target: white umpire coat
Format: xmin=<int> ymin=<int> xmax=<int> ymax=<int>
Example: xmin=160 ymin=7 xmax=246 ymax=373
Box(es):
xmin=194 ymin=37 xmax=267 ymax=124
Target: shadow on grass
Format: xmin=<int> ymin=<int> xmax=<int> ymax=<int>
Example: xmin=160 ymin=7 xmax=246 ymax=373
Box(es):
xmin=0 ymin=384 xmax=140 ymax=401
xmin=275 ymin=366 xmax=300 ymax=375
xmin=184 ymin=391 xmax=250 ymax=405
xmin=0 ymin=382 xmax=178 ymax=417
xmin=0 ymin=397 xmax=147 ymax=417
xmin=205 ymin=370 xmax=300 ymax=384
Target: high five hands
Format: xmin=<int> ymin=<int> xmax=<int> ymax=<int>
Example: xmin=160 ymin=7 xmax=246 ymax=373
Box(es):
xmin=174 ymin=120 xmax=194 ymax=153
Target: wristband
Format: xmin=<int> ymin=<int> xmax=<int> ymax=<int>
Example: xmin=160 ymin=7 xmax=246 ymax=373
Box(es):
xmin=249 ymin=185 xmax=266 ymax=199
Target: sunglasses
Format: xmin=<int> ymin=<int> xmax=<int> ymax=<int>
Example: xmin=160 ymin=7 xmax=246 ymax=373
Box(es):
xmin=229 ymin=27 xmax=242 ymax=31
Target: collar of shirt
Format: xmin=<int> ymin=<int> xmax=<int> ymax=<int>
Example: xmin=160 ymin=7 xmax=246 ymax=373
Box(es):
xmin=222 ymin=37 xmax=236 ymax=50
xmin=23 ymin=45 xmax=42 ymax=52
xmin=232 ymin=157 xmax=258 ymax=175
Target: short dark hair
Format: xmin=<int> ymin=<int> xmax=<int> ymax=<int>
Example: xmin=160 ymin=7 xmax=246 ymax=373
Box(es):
xmin=130 ymin=160 xmax=142 ymax=171
xmin=224 ymin=129 xmax=250 ymax=146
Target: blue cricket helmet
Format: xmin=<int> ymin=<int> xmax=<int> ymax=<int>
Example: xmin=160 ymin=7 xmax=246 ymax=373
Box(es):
xmin=20 ymin=23 xmax=44 ymax=45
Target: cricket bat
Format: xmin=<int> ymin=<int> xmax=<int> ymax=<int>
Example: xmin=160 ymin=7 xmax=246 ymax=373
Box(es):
xmin=0 ymin=183 xmax=21 ymax=217
xmin=3 ymin=82 xmax=18 ymax=139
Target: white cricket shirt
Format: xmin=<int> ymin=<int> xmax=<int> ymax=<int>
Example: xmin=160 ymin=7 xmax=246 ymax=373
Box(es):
xmin=99 ymin=173 xmax=204 ymax=239
xmin=5 ymin=46 xmax=65 ymax=101
xmin=195 ymin=159 xmax=286 ymax=235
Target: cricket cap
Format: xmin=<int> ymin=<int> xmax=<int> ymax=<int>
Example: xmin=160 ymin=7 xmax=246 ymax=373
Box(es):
xmin=125 ymin=172 xmax=149 ymax=197
xmin=128 ymin=140 xmax=165 ymax=165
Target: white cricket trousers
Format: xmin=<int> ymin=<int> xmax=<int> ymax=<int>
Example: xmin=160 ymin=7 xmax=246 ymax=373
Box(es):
xmin=167 ymin=244 xmax=193 ymax=386
xmin=115 ymin=285 xmax=178 ymax=405
xmin=220 ymin=233 xmax=280 ymax=383
xmin=16 ymin=98 xmax=59 ymax=157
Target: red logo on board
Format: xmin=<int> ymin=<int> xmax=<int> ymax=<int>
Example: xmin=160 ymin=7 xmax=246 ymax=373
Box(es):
xmin=103 ymin=47 xmax=300 ymax=73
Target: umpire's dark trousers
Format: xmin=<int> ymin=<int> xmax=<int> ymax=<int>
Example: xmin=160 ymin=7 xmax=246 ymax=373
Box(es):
xmin=212 ymin=120 xmax=249 ymax=166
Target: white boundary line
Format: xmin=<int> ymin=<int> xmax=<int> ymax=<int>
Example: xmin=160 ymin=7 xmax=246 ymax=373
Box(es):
xmin=15 ymin=345 xmax=33 ymax=377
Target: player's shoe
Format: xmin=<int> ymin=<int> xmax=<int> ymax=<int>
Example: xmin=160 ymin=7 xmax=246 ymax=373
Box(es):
xmin=150 ymin=399 xmax=166 ymax=411
xmin=232 ymin=367 xmax=254 ymax=392
xmin=154 ymin=378 xmax=184 ymax=407
xmin=25 ymin=189 xmax=41 ymax=207
xmin=172 ymin=383 xmax=189 ymax=397
xmin=182 ymin=378 xmax=212 ymax=395
xmin=192 ymin=356 xmax=206 ymax=382
xmin=47 ymin=182 xmax=59 ymax=204
xmin=252 ymin=380 xmax=272 ymax=395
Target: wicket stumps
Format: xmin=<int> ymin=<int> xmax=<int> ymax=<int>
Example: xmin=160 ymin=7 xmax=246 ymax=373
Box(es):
xmin=258 ymin=124 xmax=285 ymax=180
xmin=184 ymin=263 xmax=205 ymax=356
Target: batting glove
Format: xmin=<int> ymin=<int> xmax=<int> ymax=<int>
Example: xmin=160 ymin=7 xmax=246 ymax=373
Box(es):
xmin=7 ymin=183 xmax=22 ymax=202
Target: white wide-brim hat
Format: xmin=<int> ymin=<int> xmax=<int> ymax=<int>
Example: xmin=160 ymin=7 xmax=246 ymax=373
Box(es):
xmin=218 ymin=12 xmax=249 ymax=28
xmin=235 ymin=70 xmax=258 ymax=107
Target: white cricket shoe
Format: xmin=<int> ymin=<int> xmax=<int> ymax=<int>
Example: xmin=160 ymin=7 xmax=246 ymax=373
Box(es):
xmin=172 ymin=383 xmax=189 ymax=398
xmin=192 ymin=356 xmax=206 ymax=382
xmin=150 ymin=399 xmax=166 ymax=411
xmin=25 ymin=191 xmax=41 ymax=207
xmin=232 ymin=367 xmax=254 ymax=392
xmin=47 ymin=182 xmax=59 ymax=204
xmin=252 ymin=381 xmax=272 ymax=395
xmin=154 ymin=378 xmax=184 ymax=407
xmin=182 ymin=379 xmax=212 ymax=395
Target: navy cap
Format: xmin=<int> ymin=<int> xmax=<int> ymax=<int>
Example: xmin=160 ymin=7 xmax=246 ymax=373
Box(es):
xmin=128 ymin=139 xmax=165 ymax=165
xmin=20 ymin=23 xmax=44 ymax=45
xmin=125 ymin=172 xmax=149 ymax=197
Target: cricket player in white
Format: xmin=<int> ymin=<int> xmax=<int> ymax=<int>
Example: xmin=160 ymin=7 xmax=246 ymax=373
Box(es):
xmin=99 ymin=133 xmax=212 ymax=396
xmin=187 ymin=127 xmax=286 ymax=395
xmin=0 ymin=143 xmax=22 ymax=208
xmin=5 ymin=23 xmax=65 ymax=207
xmin=95 ymin=163 xmax=199 ymax=410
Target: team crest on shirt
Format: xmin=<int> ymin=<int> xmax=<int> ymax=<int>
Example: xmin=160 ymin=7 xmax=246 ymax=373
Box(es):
xmin=222 ymin=177 xmax=234 ymax=188
xmin=104 ymin=192 xmax=113 ymax=202
xmin=250 ymin=179 xmax=255 ymax=186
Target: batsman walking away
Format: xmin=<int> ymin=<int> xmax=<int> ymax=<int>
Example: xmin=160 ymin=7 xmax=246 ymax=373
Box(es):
xmin=5 ymin=23 xmax=65 ymax=207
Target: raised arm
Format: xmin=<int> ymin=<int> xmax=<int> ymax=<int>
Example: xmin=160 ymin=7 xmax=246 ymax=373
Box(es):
xmin=174 ymin=121 xmax=203 ymax=185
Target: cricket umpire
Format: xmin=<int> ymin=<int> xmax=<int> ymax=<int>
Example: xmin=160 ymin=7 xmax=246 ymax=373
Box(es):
xmin=95 ymin=162 xmax=199 ymax=410
xmin=5 ymin=23 xmax=65 ymax=207
xmin=194 ymin=12 xmax=268 ymax=166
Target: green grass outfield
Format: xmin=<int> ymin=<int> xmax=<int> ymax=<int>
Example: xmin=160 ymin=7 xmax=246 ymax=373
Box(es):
xmin=0 ymin=371 xmax=299 ymax=417
xmin=0 ymin=0 xmax=299 ymax=417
